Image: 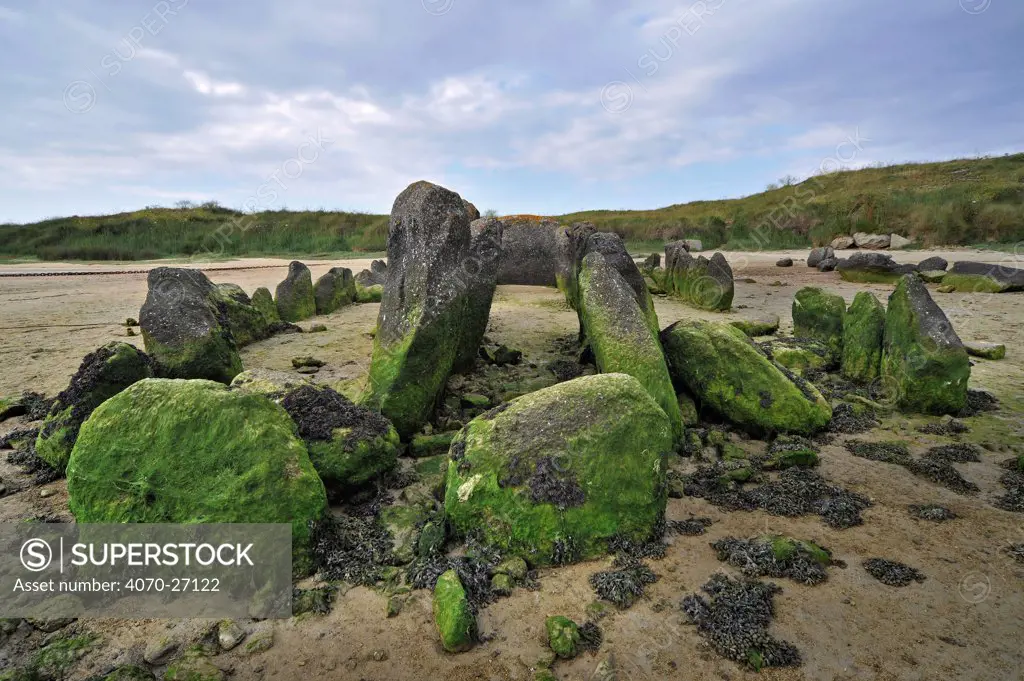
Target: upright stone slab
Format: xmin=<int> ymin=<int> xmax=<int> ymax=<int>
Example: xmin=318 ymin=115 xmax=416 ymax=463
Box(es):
xmin=362 ymin=181 xmax=472 ymax=437
xmin=140 ymin=267 xmax=243 ymax=383
xmin=355 ymin=260 xmax=388 ymax=288
xmin=496 ymin=215 xmax=560 ymax=286
xmin=792 ymin=287 xmax=846 ymax=358
xmin=276 ymin=261 xmax=316 ymax=322
xmin=554 ymin=221 xmax=596 ymax=309
xmin=214 ymin=283 xmax=272 ymax=347
xmin=463 ymin=200 xmax=481 ymax=222
xmin=841 ymin=291 xmax=885 ymax=383
xmin=314 ymin=267 xmax=357 ymax=314
xmin=580 ymin=233 xmax=656 ymax=327
xmin=881 ymin=275 xmax=970 ymax=414
xmin=251 ymin=287 xmax=280 ymax=322
xmin=578 ymin=251 xmax=682 ymax=442
xmin=453 ymin=218 xmax=504 ymax=373
xmin=661 ymin=321 xmax=832 ymax=435
xmin=663 ymin=245 xmax=734 ymax=311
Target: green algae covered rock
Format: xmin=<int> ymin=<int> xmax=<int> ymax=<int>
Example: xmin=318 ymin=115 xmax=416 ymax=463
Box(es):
xmin=313 ymin=267 xmax=356 ymax=315
xmin=578 ymin=251 xmax=682 ymax=442
xmin=275 ymin=261 xmax=316 ymax=322
xmin=163 ymin=651 xmax=224 ymax=681
xmin=841 ymin=291 xmax=885 ymax=383
xmin=213 ymin=283 xmax=272 ymax=347
xmin=730 ymin=314 xmax=780 ymax=337
xmin=444 ymin=374 xmax=672 ymax=566
xmin=454 ymin=218 xmax=504 ymax=373
xmin=881 ymin=275 xmax=970 ymax=414
xmin=545 ymin=616 xmax=580 ymax=659
xmin=554 ymin=222 xmax=596 ymax=309
xmin=66 ymin=379 xmax=327 ymax=574
xmin=36 ymin=343 xmax=154 ymax=472
xmin=761 ymin=338 xmax=832 ymax=376
xmin=765 ymin=535 xmax=831 ymax=565
xmin=355 ymin=283 xmax=383 ymax=303
xmin=964 ymin=341 xmax=1006 ymax=360
xmin=943 ymin=261 xmax=1024 ymax=293
xmin=251 ymin=287 xmax=280 ymax=322
xmin=663 ymin=243 xmax=734 ymax=311
xmin=792 ymin=287 xmax=845 ymax=358
xmin=140 ymin=267 xmax=243 ymax=383
xmin=361 ymin=181 xmax=473 ymax=437
xmin=433 ymin=569 xmax=475 ymax=653
xmin=661 ymin=321 xmax=832 ymax=435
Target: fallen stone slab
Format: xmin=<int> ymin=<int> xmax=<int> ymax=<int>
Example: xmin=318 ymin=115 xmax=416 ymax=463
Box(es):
xmin=853 ymin=232 xmax=890 ymax=249
xmin=964 ymin=341 xmax=1006 ymax=360
xmin=836 ymin=252 xmax=917 ymax=284
xmin=942 ymin=261 xmax=1024 ymax=293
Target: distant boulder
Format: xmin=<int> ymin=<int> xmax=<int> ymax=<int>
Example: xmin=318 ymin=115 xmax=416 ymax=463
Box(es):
xmin=943 ymin=261 xmax=1024 ymax=293
xmin=643 ymin=253 xmax=661 ymax=270
xmin=275 ymin=261 xmax=316 ymax=322
xmin=496 ymin=215 xmax=560 ymax=286
xmin=853 ymin=232 xmax=890 ymax=249
xmin=663 ymin=245 xmax=734 ymax=311
xmin=313 ymin=267 xmax=356 ymax=315
xmin=807 ymin=246 xmax=834 ymax=268
xmin=836 ymin=252 xmax=916 ymax=284
xmin=355 ymin=260 xmax=388 ymax=288
xmin=918 ymin=256 xmax=948 ymax=272
xmin=817 ymin=257 xmax=839 ymax=272
xmin=889 ymin=234 xmax=914 ymax=249
xmin=830 ymin=236 xmax=856 ymax=250
xmin=776 ymin=257 xmax=794 ymax=267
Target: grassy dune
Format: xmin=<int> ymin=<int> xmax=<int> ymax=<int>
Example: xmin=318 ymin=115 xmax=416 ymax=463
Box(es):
xmin=2 ymin=154 xmax=1022 ymax=261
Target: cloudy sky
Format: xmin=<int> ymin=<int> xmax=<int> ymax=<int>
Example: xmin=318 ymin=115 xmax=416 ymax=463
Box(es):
xmin=0 ymin=0 xmax=1021 ymax=223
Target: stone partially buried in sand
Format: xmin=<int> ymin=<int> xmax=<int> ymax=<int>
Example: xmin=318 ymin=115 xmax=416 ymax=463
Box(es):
xmin=942 ymin=261 xmax=1024 ymax=293
xmin=313 ymin=267 xmax=356 ymax=315
xmin=964 ymin=341 xmax=1006 ymax=360
xmin=444 ymin=374 xmax=672 ymax=566
xmin=433 ymin=569 xmax=475 ymax=653
xmin=792 ymin=287 xmax=845 ymax=359
xmin=841 ymin=291 xmax=885 ymax=383
xmin=35 ymin=342 xmax=155 ymax=472
xmin=275 ymin=261 xmax=316 ymax=322
xmin=661 ymin=321 xmax=832 ymax=435
xmin=66 ymin=378 xmax=327 ymax=575
xmin=578 ymin=251 xmax=682 ymax=442
xmin=730 ymin=314 xmax=780 ymax=337
xmin=361 ymin=181 xmax=472 ymax=437
xmin=881 ymin=275 xmax=970 ymax=415
xmin=836 ymin=252 xmax=917 ymax=284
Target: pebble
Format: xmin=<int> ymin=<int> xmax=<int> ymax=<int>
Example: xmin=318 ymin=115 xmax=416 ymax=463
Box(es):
xmin=39 ymin=488 xmax=55 ymax=498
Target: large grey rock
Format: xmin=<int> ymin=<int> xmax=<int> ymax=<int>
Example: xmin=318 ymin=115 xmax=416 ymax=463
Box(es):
xmin=580 ymin=233 xmax=652 ymax=318
xmin=554 ymin=221 xmax=596 ymax=309
xmin=643 ymin=253 xmax=661 ymax=270
xmin=140 ymin=267 xmax=243 ymax=383
xmin=454 ymin=218 xmax=504 ymax=373
xmin=944 ymin=261 xmax=1024 ymax=293
xmin=817 ymin=257 xmax=839 ymax=272
xmin=361 ymin=181 xmax=472 ymax=437
xmin=807 ymin=246 xmax=834 ymax=268
xmin=578 ymin=251 xmax=681 ymax=441
xmin=836 ymin=252 xmax=917 ymax=283
xmin=496 ymin=216 xmax=560 ymax=286
xmin=663 ymin=245 xmax=734 ymax=311
xmin=463 ymin=200 xmax=481 ymax=222
xmin=918 ymin=256 xmax=948 ymax=272
xmin=355 ymin=260 xmax=388 ymax=288
xmin=881 ymin=275 xmax=969 ymax=414
xmin=889 ymin=233 xmax=914 ymax=249
xmin=275 ymin=261 xmax=316 ymax=322
xmin=830 ymin=236 xmax=856 ymax=250
xmin=853 ymin=232 xmax=891 ymax=249
xmin=313 ymin=267 xmax=356 ymax=314
xmin=683 ymin=239 xmax=703 ymax=252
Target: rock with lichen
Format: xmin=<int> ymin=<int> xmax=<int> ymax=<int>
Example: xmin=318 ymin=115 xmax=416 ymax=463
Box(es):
xmin=313 ymin=267 xmax=356 ymax=314
xmin=841 ymin=291 xmax=885 ymax=383
xmin=546 ymin=615 xmax=581 ymax=659
xmin=275 ymin=261 xmax=316 ymax=322
xmin=433 ymin=569 xmax=475 ymax=653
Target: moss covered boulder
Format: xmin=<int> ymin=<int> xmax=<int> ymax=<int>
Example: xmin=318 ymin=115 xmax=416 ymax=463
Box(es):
xmin=841 ymin=291 xmax=885 ymax=383
xmin=433 ymin=569 xmax=475 ymax=653
xmin=663 ymin=245 xmax=734 ymax=311
xmin=355 ymin=283 xmax=383 ymax=303
xmin=444 ymin=374 xmax=672 ymax=566
xmin=66 ymin=379 xmax=327 ymax=574
xmin=555 ymin=222 xmax=596 ymax=309
xmin=139 ymin=267 xmax=243 ymax=383
xmin=251 ymin=287 xmax=280 ymax=322
xmin=545 ymin=616 xmax=580 ymax=659
xmin=881 ymin=275 xmax=970 ymax=414
xmin=313 ymin=267 xmax=356 ymax=315
xmin=275 ymin=261 xmax=316 ymax=322
xmin=36 ymin=342 xmax=155 ymax=471
xmin=792 ymin=287 xmax=845 ymax=359
xmin=730 ymin=314 xmax=780 ymax=337
xmin=454 ymin=218 xmax=504 ymax=373
xmin=758 ymin=338 xmax=833 ymax=376
xmin=213 ymin=283 xmax=272 ymax=347
xmin=661 ymin=321 xmax=832 ymax=435
xmin=964 ymin=341 xmax=1006 ymax=360
xmin=836 ymin=252 xmax=917 ymax=284
xmin=581 ymin=232 xmax=658 ymax=331
xmin=578 ymin=251 xmax=682 ymax=442
xmin=361 ymin=181 xmax=473 ymax=437
xmin=942 ymin=260 xmax=1024 ymax=293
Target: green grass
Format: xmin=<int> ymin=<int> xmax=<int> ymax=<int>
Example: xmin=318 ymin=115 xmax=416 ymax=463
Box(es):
xmin=2 ymin=154 xmax=1022 ymax=261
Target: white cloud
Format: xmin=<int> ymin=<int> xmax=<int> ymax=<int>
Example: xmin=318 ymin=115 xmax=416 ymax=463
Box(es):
xmin=183 ymin=70 xmax=246 ymax=97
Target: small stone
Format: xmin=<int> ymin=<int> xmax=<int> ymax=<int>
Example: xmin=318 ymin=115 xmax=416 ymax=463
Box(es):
xmin=491 ymin=573 xmax=514 ymax=596
xmin=460 ymin=393 xmax=491 ymax=409
xmin=308 ymin=324 xmax=328 ymax=333
xmin=776 ymin=258 xmax=794 ymax=267
xmin=937 ymin=284 xmax=955 ymax=293
xmin=296 ymin=366 xmax=320 ymax=375
xmin=0 ymin=484 xmax=7 ymax=497
xmin=241 ymin=628 xmax=274 ymax=655
xmin=291 ymin=356 xmax=325 ymax=368
xmin=494 ymin=557 xmax=529 ymax=582
xmin=546 ymin=615 xmax=580 ymax=659
xmin=371 ymin=649 xmax=389 ymax=662
xmin=143 ymin=636 xmax=177 ymax=664
xmin=964 ymin=341 xmax=1006 ymax=360
xmin=386 ymin=595 xmax=405 ymax=618
xmin=39 ymin=488 xmax=55 ymax=498
xmin=218 ymin=620 xmax=246 ymax=651
xmin=124 ymin=318 xmax=139 ymax=327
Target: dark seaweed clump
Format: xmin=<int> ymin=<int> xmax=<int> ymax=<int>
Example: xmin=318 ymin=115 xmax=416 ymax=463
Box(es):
xmin=500 ymin=455 xmax=586 ymax=509
xmin=0 ymin=427 xmax=39 ymax=450
xmin=845 ymin=440 xmax=979 ymax=495
xmin=995 ymin=460 xmax=1024 ymax=513
xmin=6 ymin=437 xmax=61 ymax=486
xmin=578 ymin=621 xmax=603 ymax=652
xmin=11 ymin=391 xmax=56 ymax=421
xmin=546 ymin=359 xmax=585 ymax=382
xmin=862 ymin=558 xmax=926 ymax=587
xmin=917 ymin=418 xmax=970 ymax=436
xmin=845 ymin=440 xmax=910 ymax=463
xmin=908 ymin=504 xmax=958 ymax=522
xmin=959 ymin=389 xmax=998 ymax=417
xmin=827 ymin=402 xmax=879 ymax=434
xmin=1005 ymin=544 xmax=1024 ymax=565
xmin=308 ymin=513 xmax=394 ymax=586
xmin=904 ymin=457 xmax=979 ymax=495
xmin=924 ymin=443 xmax=981 ymax=463
xmin=589 ymin=559 xmax=657 ymax=608
xmin=668 ymin=517 xmax=714 ymax=536
xmin=684 ymin=465 xmax=871 ymax=529
xmin=711 ymin=537 xmax=832 ymax=586
xmin=406 ymin=539 xmax=501 ymax=613
xmin=681 ymin=573 xmax=801 ymax=670
xmin=281 ymin=385 xmax=392 ymax=443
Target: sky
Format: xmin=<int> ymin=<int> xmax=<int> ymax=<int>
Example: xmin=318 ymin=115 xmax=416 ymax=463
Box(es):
xmin=0 ymin=0 xmax=1021 ymax=224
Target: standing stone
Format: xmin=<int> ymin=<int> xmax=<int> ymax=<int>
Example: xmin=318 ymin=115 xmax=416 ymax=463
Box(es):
xmin=807 ymin=246 xmax=834 ymax=268
xmin=453 ymin=218 xmax=504 ymax=373
xmin=663 ymin=245 xmax=734 ymax=311
xmin=140 ymin=267 xmax=243 ymax=383
xmin=581 ymin=233 xmax=658 ymax=330
xmin=881 ymin=275 xmax=970 ymax=414
xmin=578 ymin=251 xmax=682 ymax=442
xmin=355 ymin=260 xmax=389 ymax=288
xmin=251 ymin=287 xmax=280 ymax=322
xmin=853 ymin=232 xmax=891 ymax=249
xmin=554 ymin=221 xmax=596 ymax=309
xmin=830 ymin=236 xmax=856 ymax=250
xmin=643 ymin=253 xmax=661 ymax=270
xmin=841 ymin=292 xmax=885 ymax=383
xmin=275 ymin=261 xmax=316 ymax=322
xmin=793 ymin=287 xmax=846 ymax=359
xmin=313 ymin=267 xmax=356 ymax=315
xmin=496 ymin=216 xmax=560 ymax=286
xmin=214 ymin=283 xmax=272 ymax=347
xmin=463 ymin=200 xmax=481 ymax=222
xmin=361 ymin=181 xmax=472 ymax=437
